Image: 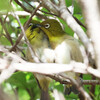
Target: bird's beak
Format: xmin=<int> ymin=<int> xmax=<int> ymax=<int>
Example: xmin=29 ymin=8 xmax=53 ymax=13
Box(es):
xmin=34 ymin=24 xmax=42 ymax=27
xmin=28 ymin=23 xmax=42 ymax=28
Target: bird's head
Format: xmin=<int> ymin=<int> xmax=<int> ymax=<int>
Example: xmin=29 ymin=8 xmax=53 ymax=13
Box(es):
xmin=25 ymin=20 xmax=48 ymax=45
xmin=39 ymin=19 xmax=64 ymax=39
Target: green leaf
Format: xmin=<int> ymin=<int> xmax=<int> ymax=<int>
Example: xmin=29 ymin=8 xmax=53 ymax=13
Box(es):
xmin=18 ymin=89 xmax=30 ymax=100
xmin=7 ymin=72 xmax=39 ymax=90
xmin=0 ymin=0 xmax=12 ymax=12
xmin=65 ymin=0 xmax=73 ymax=7
xmin=95 ymin=85 xmax=100 ymax=100
xmin=74 ymin=1 xmax=82 ymax=14
xmin=59 ymin=18 xmax=74 ymax=36
xmin=0 ymin=35 xmax=11 ymax=45
xmin=6 ymin=72 xmax=40 ymax=100
xmin=65 ymin=0 xmax=82 ymax=14
xmin=7 ymin=72 xmax=28 ymax=88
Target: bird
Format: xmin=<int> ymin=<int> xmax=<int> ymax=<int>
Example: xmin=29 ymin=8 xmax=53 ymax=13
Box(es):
xmin=38 ymin=19 xmax=83 ymax=94
xmin=25 ymin=20 xmax=55 ymax=100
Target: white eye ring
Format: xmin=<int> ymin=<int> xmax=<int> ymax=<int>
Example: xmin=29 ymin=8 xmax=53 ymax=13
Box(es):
xmin=29 ymin=23 xmax=33 ymax=26
xmin=44 ymin=23 xmax=50 ymax=28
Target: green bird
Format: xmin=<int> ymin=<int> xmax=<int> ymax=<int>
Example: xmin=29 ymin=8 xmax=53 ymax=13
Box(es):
xmin=25 ymin=20 xmax=55 ymax=100
xmin=39 ymin=19 xmax=83 ymax=94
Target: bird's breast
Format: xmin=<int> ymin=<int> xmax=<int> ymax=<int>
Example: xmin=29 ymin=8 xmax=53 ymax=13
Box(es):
xmin=54 ymin=41 xmax=71 ymax=64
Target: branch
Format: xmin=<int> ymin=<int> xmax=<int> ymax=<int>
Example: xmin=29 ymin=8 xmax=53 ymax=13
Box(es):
xmin=0 ymin=45 xmax=100 ymax=100
xmin=12 ymin=61 xmax=100 ymax=78
xmin=0 ymin=46 xmax=100 ymax=94
xmin=46 ymin=74 xmax=100 ymax=85
xmin=0 ymin=17 xmax=13 ymax=45
xmin=67 ymin=4 xmax=87 ymax=29
xmin=24 ymin=2 xmax=42 ymax=29
xmin=1 ymin=46 xmax=100 ymax=81
xmin=53 ymin=89 xmax=66 ymax=100
xmin=0 ymin=54 xmax=100 ymax=85
xmin=0 ymin=87 xmax=12 ymax=100
xmin=14 ymin=0 xmax=48 ymax=19
xmin=14 ymin=0 xmax=86 ymax=29
xmin=40 ymin=0 xmax=59 ymax=15
xmin=0 ymin=62 xmax=16 ymax=84
xmin=59 ymin=74 xmax=92 ymax=100
xmin=24 ymin=0 xmax=58 ymax=17
xmin=14 ymin=0 xmax=31 ymax=13
xmin=78 ymin=0 xmax=100 ymax=70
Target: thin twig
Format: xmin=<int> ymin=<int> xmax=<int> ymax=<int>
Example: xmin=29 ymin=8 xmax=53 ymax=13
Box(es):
xmin=24 ymin=0 xmax=34 ymax=8
xmin=0 ymin=87 xmax=12 ymax=100
xmin=41 ymin=0 xmax=59 ymax=15
xmin=14 ymin=0 xmax=48 ymax=19
xmin=59 ymin=74 xmax=92 ymax=100
xmin=24 ymin=2 xmax=42 ymax=29
xmin=46 ymin=74 xmax=100 ymax=85
xmin=4 ymin=14 xmax=8 ymax=23
xmin=24 ymin=0 xmax=58 ymax=17
xmin=14 ymin=0 xmax=31 ymax=13
xmin=0 ymin=17 xmax=13 ymax=45
xmin=9 ymin=34 xmax=23 ymax=51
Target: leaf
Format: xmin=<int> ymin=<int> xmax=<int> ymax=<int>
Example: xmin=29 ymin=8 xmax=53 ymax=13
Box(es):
xmin=18 ymin=89 xmax=30 ymax=100
xmin=7 ymin=72 xmax=27 ymax=88
xmin=0 ymin=35 xmax=11 ymax=45
xmin=0 ymin=0 xmax=12 ymax=12
xmin=59 ymin=18 xmax=74 ymax=36
xmin=6 ymin=72 xmax=40 ymax=100
xmin=65 ymin=0 xmax=82 ymax=14
xmin=65 ymin=0 xmax=73 ymax=7
xmin=6 ymin=72 xmax=39 ymax=89
xmin=74 ymin=1 xmax=82 ymax=14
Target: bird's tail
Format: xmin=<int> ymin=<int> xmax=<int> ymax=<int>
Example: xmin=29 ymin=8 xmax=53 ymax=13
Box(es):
xmin=64 ymin=85 xmax=79 ymax=95
xmin=64 ymin=85 xmax=71 ymax=95
xmin=40 ymin=89 xmax=50 ymax=100
xmin=64 ymin=77 xmax=83 ymax=95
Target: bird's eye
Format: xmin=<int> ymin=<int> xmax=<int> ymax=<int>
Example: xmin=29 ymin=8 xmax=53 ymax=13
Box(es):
xmin=44 ymin=23 xmax=50 ymax=28
xmin=29 ymin=23 xmax=33 ymax=27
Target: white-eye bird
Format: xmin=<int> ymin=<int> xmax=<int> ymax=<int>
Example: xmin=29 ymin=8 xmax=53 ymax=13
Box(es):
xmin=25 ymin=20 xmax=55 ymax=100
xmin=39 ymin=19 xmax=83 ymax=94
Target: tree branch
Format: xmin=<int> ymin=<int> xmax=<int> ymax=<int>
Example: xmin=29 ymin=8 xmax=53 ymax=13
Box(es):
xmin=59 ymin=74 xmax=92 ymax=100
xmin=1 ymin=46 xmax=100 ymax=82
xmin=78 ymin=0 xmax=100 ymax=70
xmin=14 ymin=0 xmax=31 ymax=13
